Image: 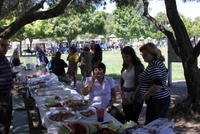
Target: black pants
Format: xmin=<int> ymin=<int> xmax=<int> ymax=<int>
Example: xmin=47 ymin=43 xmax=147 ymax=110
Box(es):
xmin=145 ymin=96 xmax=170 ymax=125
xmin=0 ymin=93 xmax=12 ymax=134
xmin=122 ymin=102 xmax=143 ymax=124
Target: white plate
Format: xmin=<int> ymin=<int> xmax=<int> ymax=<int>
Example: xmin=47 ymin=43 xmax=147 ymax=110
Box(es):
xmin=47 ymin=110 xmax=79 ymax=124
xmin=78 ymin=107 xmax=96 ymax=118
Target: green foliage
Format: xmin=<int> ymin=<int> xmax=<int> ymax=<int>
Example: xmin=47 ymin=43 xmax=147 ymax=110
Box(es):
xmin=104 ymin=13 xmax=114 ymax=36
xmin=51 ymin=11 xmax=106 ymax=41
xmin=10 ymin=20 xmax=53 ymax=41
xmin=179 ymin=14 xmax=200 ymax=37
xmin=88 ymin=11 xmax=107 ymax=35
xmin=112 ymin=7 xmax=167 ymax=39
xmin=192 ymin=17 xmax=200 ymax=37
xmin=144 ymin=12 xmax=168 ymax=39
xmin=112 ymin=6 xmax=147 ymax=39
xmin=2 ymin=0 xmax=199 ymax=41
xmin=24 ymin=20 xmax=53 ymax=39
xmin=180 ymin=14 xmax=194 ymax=37
xmin=111 ymin=0 xmax=138 ymax=7
xmin=11 ymin=27 xmax=26 ymax=41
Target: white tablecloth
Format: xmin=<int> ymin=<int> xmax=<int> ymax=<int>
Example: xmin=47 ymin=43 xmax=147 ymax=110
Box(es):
xmin=27 ymin=73 xmax=122 ymax=134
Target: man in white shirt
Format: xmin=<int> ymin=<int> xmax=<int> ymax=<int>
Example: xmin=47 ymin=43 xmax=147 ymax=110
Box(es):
xmin=81 ymin=63 xmax=116 ymax=109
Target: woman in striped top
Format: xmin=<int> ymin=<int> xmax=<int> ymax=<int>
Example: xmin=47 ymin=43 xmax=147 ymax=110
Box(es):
xmin=139 ymin=43 xmax=170 ymax=124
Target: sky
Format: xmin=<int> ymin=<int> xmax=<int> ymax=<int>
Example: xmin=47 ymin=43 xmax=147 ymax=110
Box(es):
xmin=97 ymin=0 xmax=200 ymax=19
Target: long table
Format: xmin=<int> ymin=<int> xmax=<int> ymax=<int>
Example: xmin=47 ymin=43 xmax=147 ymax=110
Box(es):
xmin=26 ymin=73 xmax=122 ymax=134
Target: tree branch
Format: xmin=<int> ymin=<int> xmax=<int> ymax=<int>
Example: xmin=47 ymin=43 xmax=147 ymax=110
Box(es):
xmin=2 ymin=0 xmax=73 ymax=39
xmin=142 ymin=0 xmax=180 ymax=56
xmin=24 ymin=0 xmax=46 ymax=14
xmin=194 ymin=41 xmax=200 ymax=59
xmin=0 ymin=26 xmax=9 ymax=33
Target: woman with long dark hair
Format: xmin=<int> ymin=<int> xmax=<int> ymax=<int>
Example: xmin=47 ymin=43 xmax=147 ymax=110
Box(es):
xmin=91 ymin=44 xmax=102 ymax=69
xmin=121 ymin=46 xmax=144 ymax=124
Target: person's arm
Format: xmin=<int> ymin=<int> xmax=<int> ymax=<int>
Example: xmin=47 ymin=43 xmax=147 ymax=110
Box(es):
xmin=74 ymin=53 xmax=79 ymax=63
xmin=133 ymin=86 xmax=139 ymax=100
xmin=120 ymin=77 xmax=125 ymax=97
xmin=61 ymin=60 xmax=68 ymax=68
xmin=81 ymin=77 xmax=95 ymax=95
xmin=144 ymin=64 xmax=163 ymax=100
xmin=67 ymin=55 xmax=70 ymax=61
xmin=78 ymin=53 xmax=82 ymax=63
xmin=144 ymin=85 xmax=161 ymax=100
xmin=67 ymin=52 xmax=72 ymax=61
xmin=108 ymin=87 xmax=116 ymax=107
xmin=106 ymin=78 xmax=117 ymax=108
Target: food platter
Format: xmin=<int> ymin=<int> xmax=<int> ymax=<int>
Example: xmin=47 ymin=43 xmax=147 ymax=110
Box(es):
xmin=45 ymin=102 xmax=63 ymax=108
xmin=79 ymin=109 xmax=95 ymax=118
xmin=48 ymin=110 xmax=78 ymax=123
xmin=63 ymin=100 xmax=88 ymax=110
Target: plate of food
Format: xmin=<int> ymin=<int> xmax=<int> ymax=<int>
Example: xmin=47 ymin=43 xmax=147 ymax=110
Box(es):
xmin=79 ymin=109 xmax=95 ymax=118
xmin=48 ymin=110 xmax=78 ymax=123
xmin=45 ymin=102 xmax=63 ymax=108
xmin=63 ymin=100 xmax=88 ymax=110
xmin=44 ymin=96 xmax=62 ymax=102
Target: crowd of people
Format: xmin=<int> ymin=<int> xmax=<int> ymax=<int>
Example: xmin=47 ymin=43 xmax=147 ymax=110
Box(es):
xmin=0 ymin=36 xmax=170 ymax=134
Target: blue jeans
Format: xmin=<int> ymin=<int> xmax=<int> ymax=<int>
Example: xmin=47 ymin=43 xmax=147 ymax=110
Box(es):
xmin=145 ymin=96 xmax=170 ymax=124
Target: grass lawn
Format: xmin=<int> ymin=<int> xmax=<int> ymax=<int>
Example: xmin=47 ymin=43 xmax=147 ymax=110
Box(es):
xmin=102 ymin=48 xmax=185 ymax=81
xmin=17 ymin=46 xmax=199 ymax=81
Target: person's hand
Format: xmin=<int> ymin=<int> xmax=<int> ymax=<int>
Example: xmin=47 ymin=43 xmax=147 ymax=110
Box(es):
xmin=132 ymin=94 xmax=136 ymax=102
xmin=122 ymin=97 xmax=128 ymax=105
xmin=144 ymin=92 xmax=151 ymax=101
xmin=120 ymin=90 xmax=124 ymax=97
xmin=81 ymin=88 xmax=87 ymax=95
xmin=92 ymin=74 xmax=97 ymax=82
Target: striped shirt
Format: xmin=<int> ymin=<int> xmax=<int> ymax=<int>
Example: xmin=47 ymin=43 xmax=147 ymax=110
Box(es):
xmin=0 ymin=55 xmax=13 ymax=93
xmin=139 ymin=60 xmax=169 ymax=99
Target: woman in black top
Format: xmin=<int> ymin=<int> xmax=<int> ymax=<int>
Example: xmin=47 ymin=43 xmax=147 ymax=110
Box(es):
xmin=121 ymin=46 xmax=144 ymax=124
xmin=52 ymin=52 xmax=68 ymax=80
xmin=91 ymin=44 xmax=102 ymax=69
xmin=139 ymin=43 xmax=170 ymax=124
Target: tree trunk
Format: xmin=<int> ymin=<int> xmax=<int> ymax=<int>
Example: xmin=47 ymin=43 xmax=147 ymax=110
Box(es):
xmin=1 ymin=0 xmax=72 ymax=39
xmin=26 ymin=43 xmax=29 ymax=49
xmin=164 ymin=0 xmax=200 ymax=114
xmin=67 ymin=38 xmax=72 ymax=46
xmin=29 ymin=38 xmax=33 ymax=50
xmin=19 ymin=40 xmax=22 ymax=56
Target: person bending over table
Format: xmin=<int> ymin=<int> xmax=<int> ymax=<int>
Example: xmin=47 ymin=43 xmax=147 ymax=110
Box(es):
xmin=81 ymin=62 xmax=116 ymax=109
xmin=139 ymin=43 xmax=170 ymax=124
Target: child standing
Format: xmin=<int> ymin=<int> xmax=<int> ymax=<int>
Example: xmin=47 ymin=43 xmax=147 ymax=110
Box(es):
xmin=67 ymin=47 xmax=79 ymax=87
